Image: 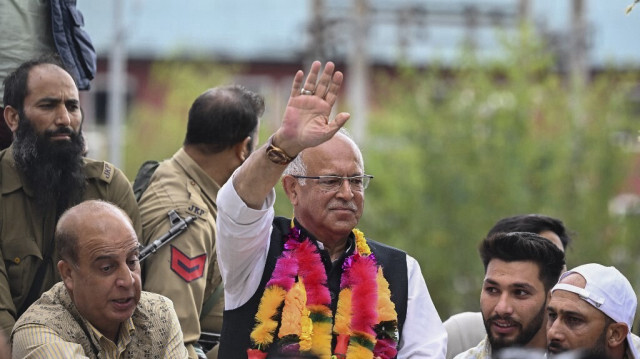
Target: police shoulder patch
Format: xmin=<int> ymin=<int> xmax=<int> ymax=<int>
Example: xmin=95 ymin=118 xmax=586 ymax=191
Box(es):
xmin=100 ymin=162 xmax=115 ymax=183
xmin=170 ymin=245 xmax=207 ymax=282
xmin=186 ymin=203 xmax=207 ymax=218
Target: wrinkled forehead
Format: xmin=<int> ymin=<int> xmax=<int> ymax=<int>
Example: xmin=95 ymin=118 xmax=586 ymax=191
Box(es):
xmin=79 ymin=216 xmax=138 ymax=260
xmin=84 ymin=233 xmax=139 ymax=259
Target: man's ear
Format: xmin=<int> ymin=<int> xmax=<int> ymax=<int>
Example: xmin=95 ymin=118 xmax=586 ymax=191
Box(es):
xmin=57 ymin=260 xmax=75 ymax=292
xmin=3 ymin=106 xmax=19 ymax=133
xmin=234 ymin=136 xmax=252 ymax=162
xmin=606 ymin=322 xmax=629 ymax=349
xmin=282 ymin=175 xmax=299 ymax=205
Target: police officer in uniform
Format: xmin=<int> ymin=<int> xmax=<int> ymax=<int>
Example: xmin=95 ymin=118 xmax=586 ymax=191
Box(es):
xmin=0 ymin=56 xmax=141 ymax=335
xmin=138 ymin=85 xmax=264 ymax=359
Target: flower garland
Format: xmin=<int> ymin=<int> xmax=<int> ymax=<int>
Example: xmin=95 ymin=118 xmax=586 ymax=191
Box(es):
xmin=248 ymin=224 xmax=398 ymax=359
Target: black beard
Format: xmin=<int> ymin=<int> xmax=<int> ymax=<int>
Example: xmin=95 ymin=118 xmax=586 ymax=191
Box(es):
xmin=584 ymin=327 xmax=609 ymax=358
xmin=12 ymin=113 xmax=87 ymax=214
xmin=484 ymin=298 xmax=547 ymax=352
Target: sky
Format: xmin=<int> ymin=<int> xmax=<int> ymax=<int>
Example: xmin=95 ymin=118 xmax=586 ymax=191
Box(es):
xmin=78 ymin=0 xmax=640 ymax=66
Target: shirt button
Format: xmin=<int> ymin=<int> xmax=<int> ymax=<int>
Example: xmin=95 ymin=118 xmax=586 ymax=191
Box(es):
xmin=13 ymin=257 xmax=20 ymax=264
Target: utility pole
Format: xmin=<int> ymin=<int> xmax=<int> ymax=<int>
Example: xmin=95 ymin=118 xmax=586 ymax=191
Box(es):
xmin=462 ymin=5 xmax=479 ymax=51
xmin=107 ymin=0 xmax=127 ymax=167
xmin=347 ymin=0 xmax=370 ymax=144
xmin=569 ymin=0 xmax=587 ymax=92
xmin=309 ymin=0 xmax=326 ymax=63
xmin=518 ymin=0 xmax=531 ymax=23
xmin=569 ymin=0 xmax=587 ymax=125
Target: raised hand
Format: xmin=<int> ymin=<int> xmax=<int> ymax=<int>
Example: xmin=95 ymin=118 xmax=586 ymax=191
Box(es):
xmin=231 ymin=61 xmax=350 ymax=209
xmin=274 ymin=61 xmax=351 ymax=156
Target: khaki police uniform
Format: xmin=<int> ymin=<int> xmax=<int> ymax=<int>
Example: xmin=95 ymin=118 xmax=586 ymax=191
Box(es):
xmin=0 ymin=145 xmax=142 ymax=335
xmin=139 ymin=148 xmax=223 ymax=359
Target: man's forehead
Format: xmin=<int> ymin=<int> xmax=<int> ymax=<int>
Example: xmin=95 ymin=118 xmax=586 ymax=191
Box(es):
xmin=549 ymin=289 xmax=604 ymax=318
xmin=305 ymin=137 xmax=362 ymax=168
xmin=27 ymin=64 xmax=77 ymax=94
xmin=485 ymin=259 xmax=543 ymax=286
xmin=551 ymin=273 xmax=605 ymax=316
xmin=84 ymin=235 xmax=139 ymax=260
xmin=29 ymin=63 xmax=67 ymax=80
xmin=76 ymin=213 xmax=138 ymax=256
xmin=538 ymin=230 xmax=564 ymax=252
xmin=550 ymin=273 xmax=602 ymax=314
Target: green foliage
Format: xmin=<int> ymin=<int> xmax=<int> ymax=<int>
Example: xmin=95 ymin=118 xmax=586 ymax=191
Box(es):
xmin=124 ymin=60 xmax=240 ymax=178
xmin=359 ymin=29 xmax=640 ymax=318
xmin=122 ymin=32 xmax=640 ymax=323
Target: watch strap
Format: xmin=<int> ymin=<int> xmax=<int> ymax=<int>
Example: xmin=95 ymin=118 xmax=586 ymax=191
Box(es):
xmin=265 ymin=135 xmax=296 ymax=165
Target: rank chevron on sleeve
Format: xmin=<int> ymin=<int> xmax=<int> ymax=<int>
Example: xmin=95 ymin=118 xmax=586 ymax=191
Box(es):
xmin=170 ymin=245 xmax=207 ymax=282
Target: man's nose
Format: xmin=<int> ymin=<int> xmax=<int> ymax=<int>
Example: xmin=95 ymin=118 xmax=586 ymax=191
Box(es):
xmin=116 ymin=265 xmax=136 ymax=287
xmin=546 ymin=317 xmax=564 ymax=342
xmin=335 ymin=178 xmax=354 ymax=199
xmin=494 ymin=293 xmax=514 ymax=316
xmin=54 ymin=106 xmax=71 ymax=127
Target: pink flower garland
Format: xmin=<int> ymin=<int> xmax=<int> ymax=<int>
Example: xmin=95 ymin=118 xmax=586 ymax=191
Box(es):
xmin=248 ymin=225 xmax=398 ymax=359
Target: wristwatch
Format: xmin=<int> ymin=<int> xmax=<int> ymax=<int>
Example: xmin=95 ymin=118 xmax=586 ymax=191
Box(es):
xmin=265 ymin=135 xmax=296 ymax=165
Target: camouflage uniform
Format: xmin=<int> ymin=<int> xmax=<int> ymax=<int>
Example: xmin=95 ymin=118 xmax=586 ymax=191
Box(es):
xmin=139 ymin=148 xmax=223 ymax=359
xmin=0 ymin=145 xmax=142 ymax=334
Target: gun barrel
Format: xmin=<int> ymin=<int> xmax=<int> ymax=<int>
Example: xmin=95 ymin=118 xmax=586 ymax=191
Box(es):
xmin=139 ymin=213 xmax=196 ymax=261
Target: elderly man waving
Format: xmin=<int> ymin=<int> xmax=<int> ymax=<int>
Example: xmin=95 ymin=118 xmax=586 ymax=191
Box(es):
xmin=215 ymin=61 xmax=446 ymax=359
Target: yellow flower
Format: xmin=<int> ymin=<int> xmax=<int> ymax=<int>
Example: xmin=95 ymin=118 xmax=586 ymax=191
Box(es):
xmin=376 ymin=268 xmax=397 ymax=322
xmin=300 ymin=303 xmax=313 ymax=351
xmin=353 ymin=228 xmax=371 ymax=255
xmin=280 ymin=280 xmax=306 ymax=337
xmin=334 ymin=288 xmax=353 ymax=334
xmin=310 ymin=321 xmax=333 ymax=359
xmin=251 ymin=286 xmax=287 ymax=345
xmin=346 ymin=342 xmax=374 ymax=359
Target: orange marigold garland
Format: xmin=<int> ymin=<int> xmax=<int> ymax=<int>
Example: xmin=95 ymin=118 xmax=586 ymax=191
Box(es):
xmin=278 ymin=280 xmax=307 ymax=341
xmin=373 ymin=268 xmax=399 ymax=358
xmin=248 ymin=224 xmax=398 ymax=359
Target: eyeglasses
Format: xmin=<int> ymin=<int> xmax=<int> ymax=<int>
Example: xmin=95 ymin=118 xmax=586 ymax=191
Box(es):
xmin=292 ymin=174 xmax=374 ymax=191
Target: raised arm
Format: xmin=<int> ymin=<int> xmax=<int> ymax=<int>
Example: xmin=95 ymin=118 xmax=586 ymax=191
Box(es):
xmin=233 ymin=61 xmax=350 ymax=209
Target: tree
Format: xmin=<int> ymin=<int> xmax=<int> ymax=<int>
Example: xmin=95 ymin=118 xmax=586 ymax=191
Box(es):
xmin=124 ymin=35 xmax=640 ymax=320
xmin=359 ymin=28 xmax=640 ymax=317
xmin=124 ymin=59 xmax=238 ymax=177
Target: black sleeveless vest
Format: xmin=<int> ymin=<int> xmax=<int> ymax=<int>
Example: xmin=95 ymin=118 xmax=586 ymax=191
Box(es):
xmin=218 ymin=217 xmax=408 ymax=358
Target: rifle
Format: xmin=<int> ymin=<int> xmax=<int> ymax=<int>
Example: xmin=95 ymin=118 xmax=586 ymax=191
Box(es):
xmin=140 ymin=210 xmax=196 ymax=261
